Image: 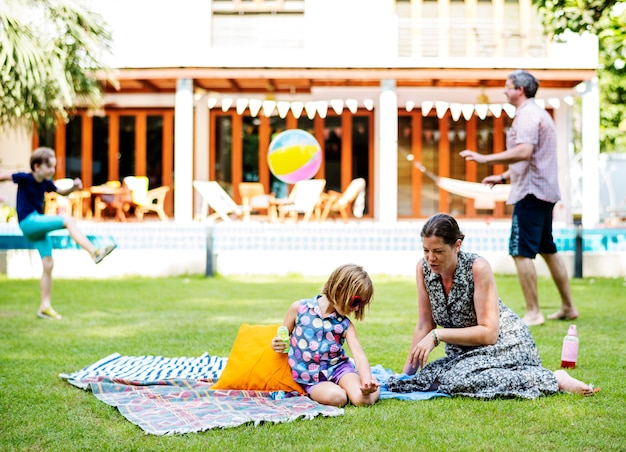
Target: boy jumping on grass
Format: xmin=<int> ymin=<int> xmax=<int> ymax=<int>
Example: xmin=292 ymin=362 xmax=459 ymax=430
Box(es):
xmin=0 ymin=147 xmax=116 ymax=320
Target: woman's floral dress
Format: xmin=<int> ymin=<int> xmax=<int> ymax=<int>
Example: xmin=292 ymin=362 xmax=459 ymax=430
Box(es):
xmin=387 ymin=251 xmax=559 ymax=399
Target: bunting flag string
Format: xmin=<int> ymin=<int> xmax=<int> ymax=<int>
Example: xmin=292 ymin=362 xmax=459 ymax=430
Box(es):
xmin=201 ymin=95 xmax=576 ymax=120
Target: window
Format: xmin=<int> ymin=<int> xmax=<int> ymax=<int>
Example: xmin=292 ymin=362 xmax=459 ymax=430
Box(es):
xmin=421 ymin=116 xmax=439 ymax=217
xmin=92 ymin=116 xmax=109 ymax=185
xmin=215 ymin=116 xmax=233 ymax=193
xmin=65 ymin=116 xmax=82 ymax=180
xmin=398 ymin=116 xmax=413 ymax=216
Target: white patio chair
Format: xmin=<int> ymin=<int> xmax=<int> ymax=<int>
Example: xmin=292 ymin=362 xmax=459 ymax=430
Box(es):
xmin=276 ymin=179 xmax=326 ymax=223
xmin=193 ymin=181 xmax=246 ymax=222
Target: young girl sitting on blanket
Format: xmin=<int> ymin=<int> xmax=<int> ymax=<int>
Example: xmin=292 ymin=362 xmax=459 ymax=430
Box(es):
xmin=271 ymin=263 xmax=380 ymax=407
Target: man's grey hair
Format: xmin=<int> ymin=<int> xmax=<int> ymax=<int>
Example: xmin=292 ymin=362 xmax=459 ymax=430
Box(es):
xmin=508 ymin=70 xmax=539 ymax=98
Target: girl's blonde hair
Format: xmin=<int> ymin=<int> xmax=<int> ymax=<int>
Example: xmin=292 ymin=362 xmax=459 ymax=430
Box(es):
xmin=322 ymin=263 xmax=373 ymax=321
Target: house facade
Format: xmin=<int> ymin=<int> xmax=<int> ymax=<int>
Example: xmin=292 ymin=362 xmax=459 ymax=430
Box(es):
xmin=0 ymin=0 xmax=601 ymax=226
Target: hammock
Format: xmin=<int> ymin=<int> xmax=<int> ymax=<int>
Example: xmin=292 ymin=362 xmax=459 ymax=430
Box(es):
xmin=415 ymin=162 xmax=511 ymax=209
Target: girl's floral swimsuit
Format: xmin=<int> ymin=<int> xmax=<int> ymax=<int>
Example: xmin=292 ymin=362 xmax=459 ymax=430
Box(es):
xmin=288 ymin=295 xmax=354 ymax=388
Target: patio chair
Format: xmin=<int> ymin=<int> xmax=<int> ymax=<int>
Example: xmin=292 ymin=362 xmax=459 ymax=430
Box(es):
xmin=92 ymin=180 xmax=132 ymax=222
xmin=193 ymin=180 xmax=246 ymax=222
xmin=319 ymin=178 xmax=366 ymax=222
xmin=123 ymin=176 xmax=170 ymax=221
xmin=276 ymin=179 xmax=326 ymax=223
xmin=238 ymin=182 xmax=276 ymax=222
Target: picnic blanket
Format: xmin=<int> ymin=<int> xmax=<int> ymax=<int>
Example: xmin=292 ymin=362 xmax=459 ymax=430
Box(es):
xmin=89 ymin=380 xmax=342 ymax=435
xmin=59 ymin=353 xmax=343 ymax=435
xmin=60 ymin=353 xmax=446 ymax=435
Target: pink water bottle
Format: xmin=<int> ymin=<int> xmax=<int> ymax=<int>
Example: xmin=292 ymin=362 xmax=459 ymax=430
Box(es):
xmin=560 ymin=324 xmax=579 ymax=369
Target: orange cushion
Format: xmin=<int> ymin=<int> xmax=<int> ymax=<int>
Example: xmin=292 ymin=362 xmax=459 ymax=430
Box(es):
xmin=211 ymin=323 xmax=305 ymax=394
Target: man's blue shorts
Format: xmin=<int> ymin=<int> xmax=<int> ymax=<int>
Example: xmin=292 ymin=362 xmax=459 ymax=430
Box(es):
xmin=19 ymin=212 xmax=65 ymax=258
xmin=509 ymin=194 xmax=558 ymax=259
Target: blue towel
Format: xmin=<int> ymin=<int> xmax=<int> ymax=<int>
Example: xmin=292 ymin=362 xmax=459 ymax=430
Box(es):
xmin=371 ymin=365 xmax=449 ymax=401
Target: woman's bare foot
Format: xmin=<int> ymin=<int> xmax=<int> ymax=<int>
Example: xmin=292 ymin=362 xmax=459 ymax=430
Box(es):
xmin=547 ymin=308 xmax=579 ymax=321
xmin=554 ymin=369 xmax=600 ymax=396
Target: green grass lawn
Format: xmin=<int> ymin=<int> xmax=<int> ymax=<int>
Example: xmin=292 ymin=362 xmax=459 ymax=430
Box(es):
xmin=1 ymin=273 xmax=624 ymax=451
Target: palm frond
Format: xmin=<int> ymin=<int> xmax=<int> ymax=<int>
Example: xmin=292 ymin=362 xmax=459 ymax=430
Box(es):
xmin=0 ymin=0 xmax=114 ymax=130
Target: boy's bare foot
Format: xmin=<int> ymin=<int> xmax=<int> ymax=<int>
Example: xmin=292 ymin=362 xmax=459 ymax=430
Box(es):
xmin=547 ymin=308 xmax=579 ymax=321
xmin=554 ymin=370 xmax=600 ymax=396
xmin=522 ymin=312 xmax=545 ymax=326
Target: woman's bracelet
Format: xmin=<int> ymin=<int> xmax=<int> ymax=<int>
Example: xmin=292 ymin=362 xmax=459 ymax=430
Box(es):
xmin=431 ymin=330 xmax=440 ymax=347
xmin=500 ymin=174 xmax=506 ymax=184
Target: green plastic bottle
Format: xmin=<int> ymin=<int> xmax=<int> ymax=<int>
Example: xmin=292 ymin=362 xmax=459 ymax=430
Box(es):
xmin=277 ymin=326 xmax=290 ymax=354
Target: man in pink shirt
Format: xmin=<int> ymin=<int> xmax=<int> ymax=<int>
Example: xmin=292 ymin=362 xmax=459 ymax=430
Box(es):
xmin=460 ymin=70 xmax=578 ymax=326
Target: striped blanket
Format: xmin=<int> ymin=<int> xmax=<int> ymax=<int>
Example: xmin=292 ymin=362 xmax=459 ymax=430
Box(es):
xmin=59 ymin=353 xmax=343 ymax=435
xmin=59 ymin=352 xmax=227 ymax=389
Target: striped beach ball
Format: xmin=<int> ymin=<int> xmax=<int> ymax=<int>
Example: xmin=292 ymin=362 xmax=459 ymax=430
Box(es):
xmin=267 ymin=129 xmax=322 ymax=184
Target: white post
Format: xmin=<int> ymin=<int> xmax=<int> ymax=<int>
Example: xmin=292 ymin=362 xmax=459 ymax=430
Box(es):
xmin=581 ymin=78 xmax=600 ymax=228
xmin=375 ymin=78 xmax=398 ymax=223
xmin=553 ymin=104 xmax=571 ymax=225
xmin=194 ymin=94 xmax=210 ymax=219
xmin=174 ymin=78 xmax=194 ymax=222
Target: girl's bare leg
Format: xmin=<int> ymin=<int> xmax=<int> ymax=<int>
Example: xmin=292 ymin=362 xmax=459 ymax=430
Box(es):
xmin=339 ymin=373 xmax=380 ymax=406
xmin=309 ymin=381 xmax=349 ymax=407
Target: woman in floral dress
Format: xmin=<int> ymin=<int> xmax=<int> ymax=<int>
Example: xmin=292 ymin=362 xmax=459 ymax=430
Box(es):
xmin=386 ymin=213 xmax=598 ymax=399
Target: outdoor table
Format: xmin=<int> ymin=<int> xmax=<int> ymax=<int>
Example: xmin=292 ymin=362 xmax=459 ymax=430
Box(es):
xmin=90 ymin=185 xmax=129 ymax=222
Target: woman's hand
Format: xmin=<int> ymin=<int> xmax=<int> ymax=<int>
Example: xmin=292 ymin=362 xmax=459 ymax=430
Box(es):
xmin=408 ymin=332 xmax=438 ymax=370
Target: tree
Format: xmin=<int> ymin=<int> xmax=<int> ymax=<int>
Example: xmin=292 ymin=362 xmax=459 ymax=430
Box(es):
xmin=0 ymin=0 xmax=114 ymax=132
xmin=533 ymin=0 xmax=626 ymax=153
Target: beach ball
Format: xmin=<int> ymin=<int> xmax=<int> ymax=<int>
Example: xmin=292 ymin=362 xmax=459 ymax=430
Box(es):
xmin=267 ymin=129 xmax=322 ymax=184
